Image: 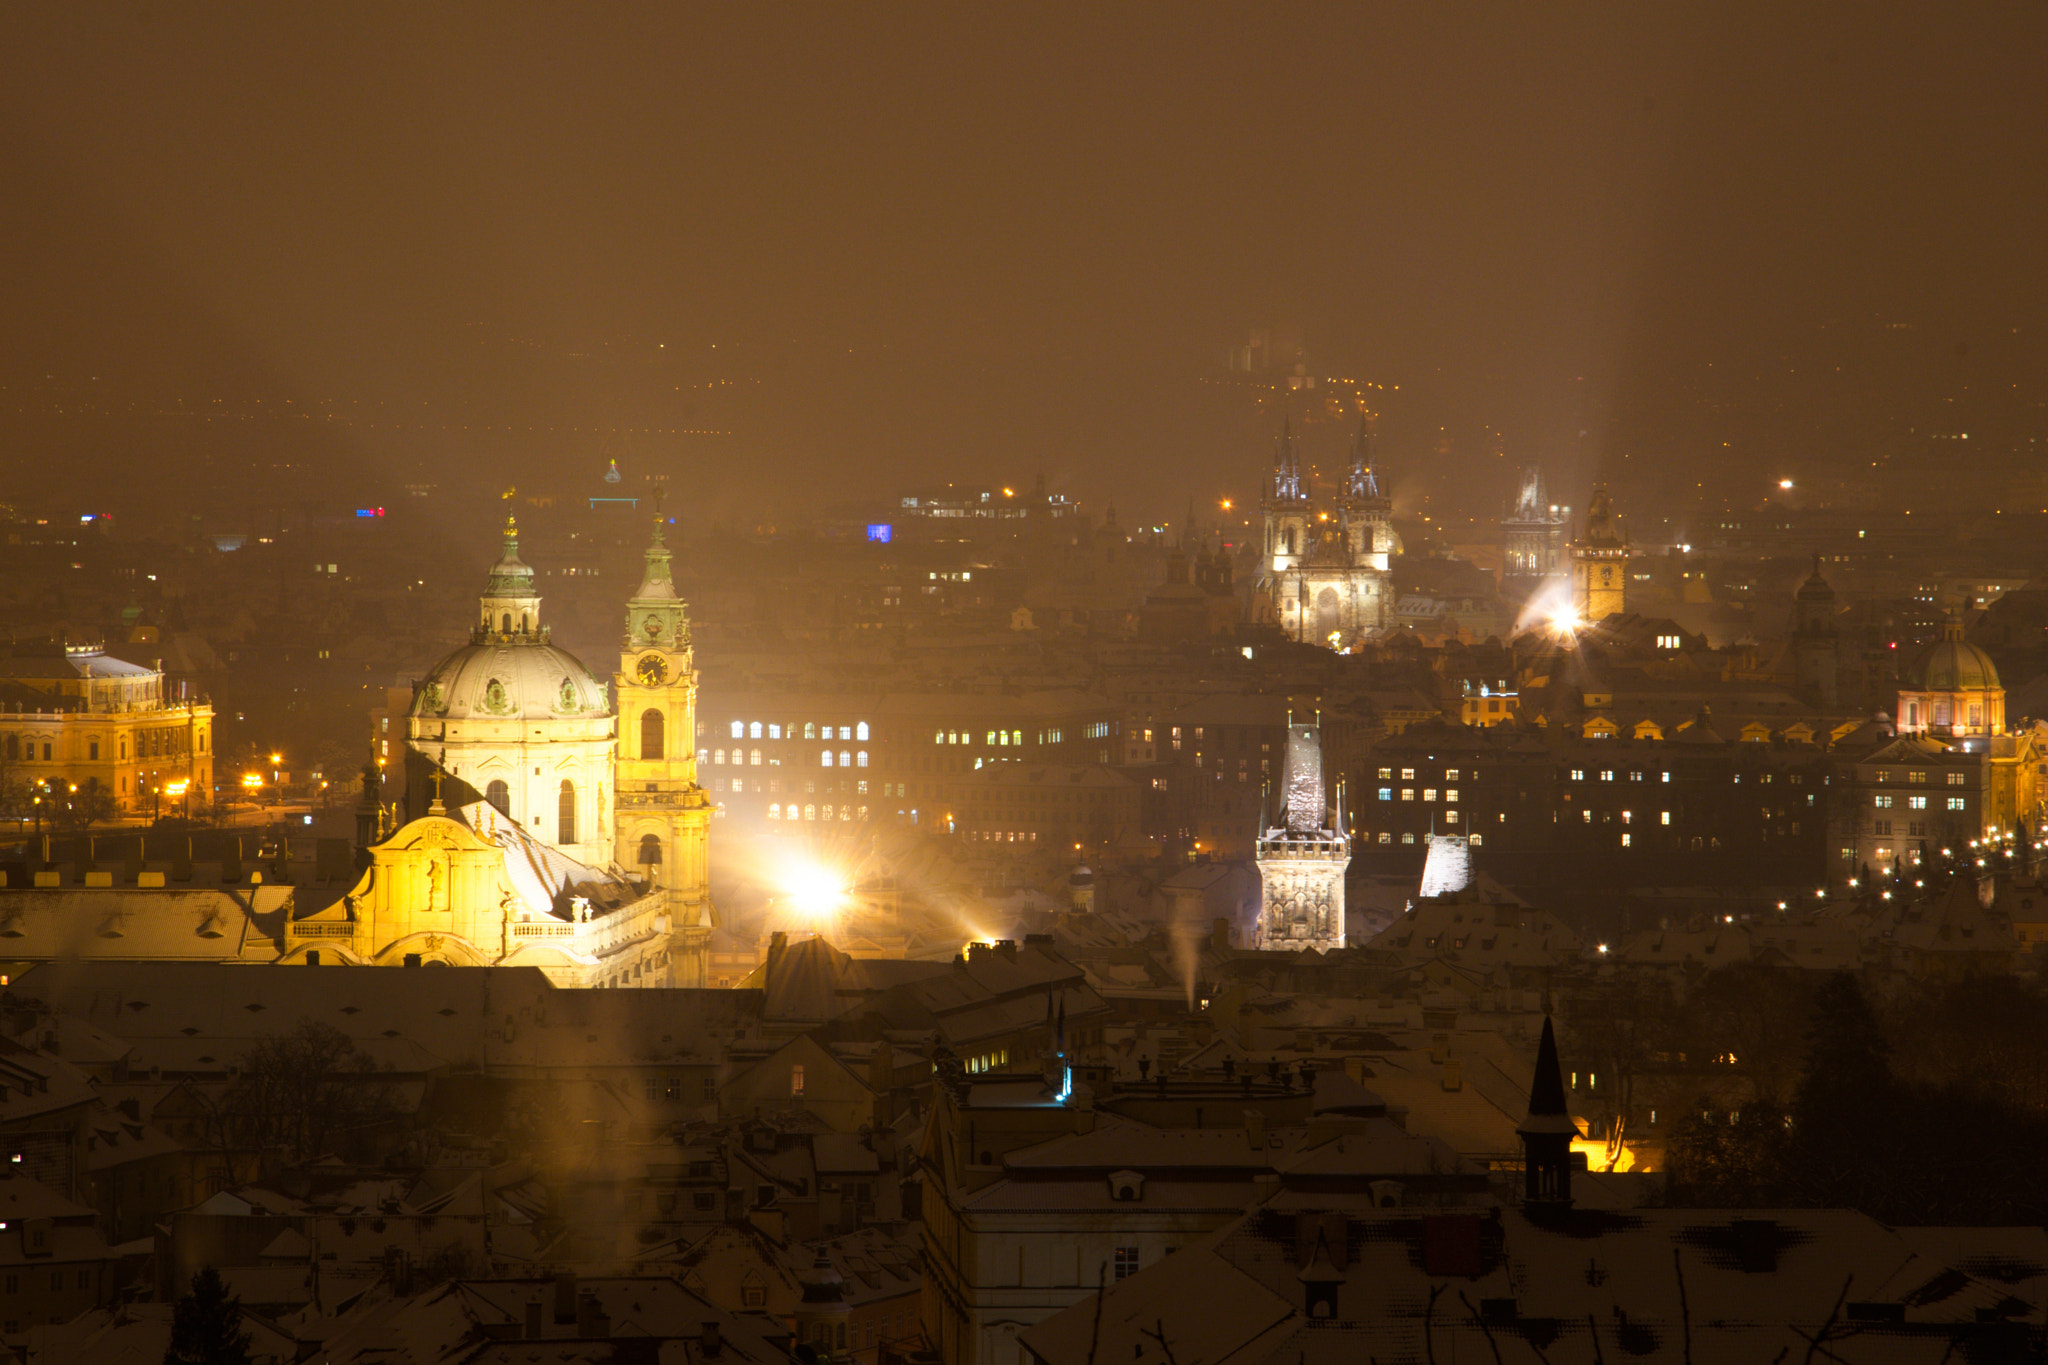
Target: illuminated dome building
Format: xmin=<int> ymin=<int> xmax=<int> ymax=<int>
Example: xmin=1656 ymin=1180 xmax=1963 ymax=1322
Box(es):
xmin=1896 ymin=615 xmax=2005 ymax=739
xmin=405 ymin=516 xmax=617 ymax=867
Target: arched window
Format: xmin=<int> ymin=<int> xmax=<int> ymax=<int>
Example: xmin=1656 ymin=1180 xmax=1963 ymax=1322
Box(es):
xmin=821 ymin=805 xmax=834 ymax=821
xmin=856 ymin=722 xmax=869 ymax=741
xmin=501 ymin=612 xmax=512 ymax=632
xmin=857 ymin=751 xmax=868 ymax=767
xmin=714 ymin=749 xmax=725 ymax=765
xmin=839 ymin=751 xmax=851 ymax=768
xmin=822 ymin=751 xmax=834 ymax=768
xmin=641 ymin=709 xmax=665 ymax=760
xmin=858 ymin=805 xmax=868 ymax=821
xmin=638 ymin=834 xmax=662 ymax=865
xmin=730 ymin=720 xmax=744 ymax=739
xmin=750 ymin=722 xmax=763 ymax=739
xmin=769 ymin=803 xmax=781 ymax=820
xmin=804 ymin=805 xmax=816 ymax=821
xmin=120 ymin=738 xmax=128 ymax=759
xmin=750 ymin=748 xmax=762 ymax=765
xmin=486 ymin=779 xmax=511 ymax=816
xmin=558 ymin=779 xmax=577 ymax=844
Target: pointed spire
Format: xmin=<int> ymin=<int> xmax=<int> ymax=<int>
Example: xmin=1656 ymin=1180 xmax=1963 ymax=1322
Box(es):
xmin=1522 ymin=1015 xmax=1572 ymax=1130
xmin=1345 ymin=415 xmax=1382 ymax=502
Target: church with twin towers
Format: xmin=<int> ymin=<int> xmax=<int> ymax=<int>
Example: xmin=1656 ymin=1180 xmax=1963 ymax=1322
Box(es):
xmin=1256 ymin=418 xmax=1400 ymax=648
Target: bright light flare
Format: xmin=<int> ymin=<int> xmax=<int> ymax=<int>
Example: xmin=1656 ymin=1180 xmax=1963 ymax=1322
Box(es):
xmin=780 ymin=862 xmax=848 ymax=919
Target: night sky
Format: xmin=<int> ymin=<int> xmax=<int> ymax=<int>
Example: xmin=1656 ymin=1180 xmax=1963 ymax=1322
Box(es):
xmin=5 ymin=5 xmax=2044 ymax=526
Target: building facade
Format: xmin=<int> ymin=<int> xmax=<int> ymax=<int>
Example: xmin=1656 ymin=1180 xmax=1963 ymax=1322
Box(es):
xmin=1500 ymin=466 xmax=1568 ymax=594
xmin=0 ymin=646 xmax=214 ymax=817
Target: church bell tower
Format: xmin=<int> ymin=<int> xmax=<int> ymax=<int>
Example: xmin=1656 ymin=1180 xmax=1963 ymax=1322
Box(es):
xmin=612 ymin=510 xmax=716 ymax=986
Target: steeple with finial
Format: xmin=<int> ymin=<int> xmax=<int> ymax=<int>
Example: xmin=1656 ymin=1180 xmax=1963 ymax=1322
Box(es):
xmin=622 ymin=488 xmax=689 ymax=653
xmin=1518 ymin=1014 xmax=1578 ymax=1212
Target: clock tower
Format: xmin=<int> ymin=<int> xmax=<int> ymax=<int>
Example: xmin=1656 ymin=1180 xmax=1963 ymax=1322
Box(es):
xmin=612 ymin=515 xmax=716 ymax=986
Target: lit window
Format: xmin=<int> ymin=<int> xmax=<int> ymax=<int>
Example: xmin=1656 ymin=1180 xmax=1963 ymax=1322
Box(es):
xmin=750 ymin=722 xmax=762 ymax=739
xmin=1948 ymin=797 xmax=1966 ymax=811
xmin=1378 ymin=787 xmax=1392 ymax=801
xmin=1445 ymin=769 xmax=1460 ymax=781
xmin=1621 ymin=833 xmax=1631 ymax=847
xmin=730 ymin=721 xmax=744 ymax=739
xmin=1378 ymin=832 xmax=1391 ymax=844
xmin=1445 ymin=810 xmax=1459 ymax=825
xmin=1582 ymin=810 xmax=1592 ymax=823
xmin=1423 ymin=789 xmax=1437 ymax=802
xmin=1570 ymin=770 xmax=1584 ymax=782
xmin=1947 ymin=772 xmax=1966 ymax=786
xmin=1401 ymin=768 xmax=1415 ymax=781
xmin=1445 ymin=789 xmax=1458 ymax=803
xmin=1401 ymin=789 xmax=1414 ymax=801
xmin=1874 ymin=795 xmax=1891 ymax=808
xmin=822 ymin=751 xmax=834 ymax=767
xmin=750 ymin=749 xmax=762 ymax=765
xmin=791 ymin=1065 xmax=804 ymax=1096
xmin=1909 ymin=796 xmax=1926 ymax=810
xmin=1468 ymin=834 xmax=1482 ymax=846
xmin=858 ymin=751 xmax=869 ymax=767
xmin=1378 ymin=767 xmax=1392 ymax=780
xmin=1660 ymin=811 xmax=1670 ymax=825
xmin=1402 ymin=833 xmax=1415 ymax=844
xmin=1600 ymin=771 xmax=1614 ymax=782
xmin=714 ymin=749 xmax=725 ymax=765
xmin=839 ymin=751 xmax=851 ymax=768
xmin=768 ymin=804 xmax=780 ymax=819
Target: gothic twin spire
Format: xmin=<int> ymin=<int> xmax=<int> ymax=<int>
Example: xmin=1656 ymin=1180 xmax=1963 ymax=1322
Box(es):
xmin=1266 ymin=416 xmax=1382 ymax=505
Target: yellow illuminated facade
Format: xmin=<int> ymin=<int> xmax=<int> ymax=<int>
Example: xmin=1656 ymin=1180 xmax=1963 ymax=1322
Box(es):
xmin=612 ymin=519 xmax=717 ymax=987
xmin=1570 ymin=484 xmax=1627 ymax=624
xmin=0 ymin=646 xmax=213 ymax=815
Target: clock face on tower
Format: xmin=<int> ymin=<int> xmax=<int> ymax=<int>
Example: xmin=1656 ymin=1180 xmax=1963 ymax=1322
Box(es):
xmin=635 ymin=653 xmax=668 ymax=686
xmin=643 ymin=614 xmax=665 ymax=640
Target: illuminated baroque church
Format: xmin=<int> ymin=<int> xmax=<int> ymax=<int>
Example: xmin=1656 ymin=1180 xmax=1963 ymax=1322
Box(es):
xmin=288 ymin=514 xmax=715 ymax=987
xmin=1260 ymin=420 xmax=1398 ymax=647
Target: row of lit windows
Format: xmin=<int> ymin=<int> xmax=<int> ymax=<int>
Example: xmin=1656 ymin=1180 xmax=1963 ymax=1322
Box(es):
xmin=1875 ymin=795 xmax=1967 ymax=811
xmin=767 ymin=804 xmax=866 ymax=821
xmin=1372 ymin=832 xmax=1483 ymax=846
xmin=1873 ymin=769 xmax=1968 ymax=785
xmin=728 ymin=721 xmax=869 ymax=741
xmin=965 ymin=1049 xmax=1010 ymax=1073
xmin=969 ymin=830 xmax=1040 ymax=842
xmin=714 ymin=747 xmax=875 ymax=773
xmin=936 ymin=730 xmax=1026 ymax=746
xmin=1380 ymin=788 xmax=1460 ymax=803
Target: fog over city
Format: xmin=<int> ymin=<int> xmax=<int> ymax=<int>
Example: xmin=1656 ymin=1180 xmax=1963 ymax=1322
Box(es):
xmin=3 ymin=8 xmax=2048 ymax=1365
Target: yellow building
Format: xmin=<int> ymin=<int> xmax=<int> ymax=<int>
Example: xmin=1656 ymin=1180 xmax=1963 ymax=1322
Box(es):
xmin=282 ymin=799 xmax=675 ymax=987
xmin=611 ymin=519 xmax=717 ymax=986
xmin=0 ymin=645 xmax=214 ymax=816
xmin=1570 ymin=485 xmax=1627 ymax=624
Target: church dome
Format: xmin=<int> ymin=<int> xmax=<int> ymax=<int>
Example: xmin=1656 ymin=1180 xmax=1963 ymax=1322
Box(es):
xmin=412 ymin=640 xmax=612 ymax=721
xmin=1903 ymin=621 xmax=2000 ymax=693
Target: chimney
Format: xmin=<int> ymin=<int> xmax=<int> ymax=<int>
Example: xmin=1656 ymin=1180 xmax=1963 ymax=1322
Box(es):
xmin=700 ymin=1320 xmax=724 ymax=1357
xmin=995 ymin=939 xmax=1017 ymax=961
xmin=524 ymin=1296 xmax=543 ymax=1339
xmin=553 ymin=1272 xmax=577 ymax=1323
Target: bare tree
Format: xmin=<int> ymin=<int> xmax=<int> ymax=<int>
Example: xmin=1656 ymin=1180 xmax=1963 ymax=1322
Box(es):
xmin=229 ymin=1022 xmax=390 ymax=1162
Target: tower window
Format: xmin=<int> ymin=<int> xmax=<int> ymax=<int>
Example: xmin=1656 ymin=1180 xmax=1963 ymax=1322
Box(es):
xmin=638 ymin=834 xmax=662 ymax=865
xmin=486 ymin=779 xmax=510 ymax=817
xmin=641 ymin=709 xmax=666 ymax=760
xmin=558 ymin=780 xmax=577 ymax=844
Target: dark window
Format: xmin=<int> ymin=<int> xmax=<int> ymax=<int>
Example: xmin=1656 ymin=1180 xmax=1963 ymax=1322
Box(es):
xmin=558 ymin=779 xmax=577 ymax=844
xmin=641 ymin=708 xmax=665 ymax=760
xmin=638 ymin=834 xmax=662 ymax=865
xmin=486 ymin=779 xmax=510 ymax=816
xmin=306 ymin=951 xmax=321 ymax=966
